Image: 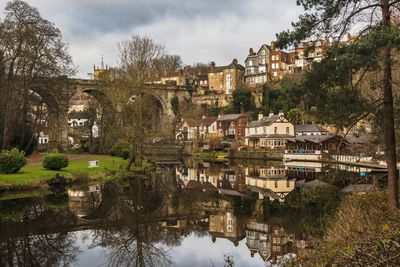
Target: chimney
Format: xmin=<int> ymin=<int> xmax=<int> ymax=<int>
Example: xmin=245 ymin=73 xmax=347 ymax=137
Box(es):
xmin=249 ymin=48 xmax=254 ymax=56
xmin=210 ymin=61 xmax=216 ymax=71
xmin=271 ymin=41 xmax=276 ymax=50
xmin=269 ymin=112 xmax=274 ymax=118
xmin=258 ymin=112 xmax=264 ymax=121
xmin=232 ymin=58 xmax=238 ymax=64
xmin=278 ymin=110 xmax=284 ymax=116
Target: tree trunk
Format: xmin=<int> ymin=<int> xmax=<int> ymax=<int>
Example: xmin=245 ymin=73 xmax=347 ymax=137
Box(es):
xmin=382 ymin=0 xmax=399 ymax=211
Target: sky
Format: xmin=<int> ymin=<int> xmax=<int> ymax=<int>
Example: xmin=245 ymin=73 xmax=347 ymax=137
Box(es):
xmin=0 ymin=0 xmax=304 ymax=78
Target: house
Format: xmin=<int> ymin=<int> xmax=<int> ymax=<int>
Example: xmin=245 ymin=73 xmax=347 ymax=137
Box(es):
xmin=199 ymin=116 xmax=218 ymax=140
xmin=270 ymin=226 xmax=295 ymax=261
xmin=269 ymin=43 xmax=292 ymax=80
xmin=208 ymin=59 xmax=245 ymax=95
xmin=175 ymin=118 xmax=201 ymax=141
xmin=245 ymin=112 xmax=294 ymax=149
xmin=217 ymin=113 xmax=248 ymax=139
xmin=284 ymin=135 xmax=345 ymax=161
xmin=295 ymin=124 xmax=329 ymax=136
xmin=38 ymin=131 xmax=49 ymax=145
xmin=68 ymin=111 xmax=90 ymax=127
xmin=244 ymin=44 xmax=271 ymax=86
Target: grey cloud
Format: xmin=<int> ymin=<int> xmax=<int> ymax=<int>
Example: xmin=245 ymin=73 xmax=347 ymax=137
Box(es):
xmin=0 ymin=0 xmax=303 ymax=78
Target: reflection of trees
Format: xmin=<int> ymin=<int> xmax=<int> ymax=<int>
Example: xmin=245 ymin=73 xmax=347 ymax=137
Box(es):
xmin=0 ymin=232 xmax=78 ymax=266
xmin=90 ymin=177 xmax=172 ymax=266
xmin=91 ymin=225 xmax=171 ymax=267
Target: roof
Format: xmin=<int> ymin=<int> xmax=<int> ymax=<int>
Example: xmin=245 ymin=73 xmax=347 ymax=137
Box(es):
xmin=286 ymin=135 xmax=339 ymax=144
xmin=209 ymin=61 xmax=245 ymax=73
xmin=201 ymin=117 xmax=218 ymax=126
xmin=247 ymin=115 xmax=283 ymax=128
xmin=180 ymin=118 xmax=202 ymax=127
xmin=246 ymin=134 xmax=294 ymax=139
xmin=217 ymin=114 xmax=246 ymax=121
xmin=295 ymin=124 xmax=327 ymax=133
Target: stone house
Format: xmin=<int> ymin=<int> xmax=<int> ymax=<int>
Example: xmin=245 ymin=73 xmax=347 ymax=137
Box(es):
xmin=217 ymin=113 xmax=249 ymax=140
xmin=245 ymin=112 xmax=295 ymax=149
xmin=244 ymin=44 xmax=271 ymax=86
xmin=208 ymin=59 xmax=245 ymax=95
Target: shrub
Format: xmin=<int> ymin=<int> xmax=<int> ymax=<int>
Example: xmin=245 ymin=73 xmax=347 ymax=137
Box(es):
xmin=42 ymin=152 xmax=69 ymax=170
xmin=0 ymin=148 xmax=27 ymax=174
xmin=110 ymin=142 xmax=130 ymax=160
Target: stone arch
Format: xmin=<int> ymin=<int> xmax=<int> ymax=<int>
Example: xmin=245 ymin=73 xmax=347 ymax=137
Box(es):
xmin=29 ymin=83 xmax=68 ymax=150
xmin=69 ymin=87 xmax=118 ymax=152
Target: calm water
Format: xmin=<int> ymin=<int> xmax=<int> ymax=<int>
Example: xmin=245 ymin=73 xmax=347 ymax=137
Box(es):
xmin=0 ymin=160 xmax=378 ymax=267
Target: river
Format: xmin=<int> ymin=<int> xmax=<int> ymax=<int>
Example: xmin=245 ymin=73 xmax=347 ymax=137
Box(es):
xmin=0 ymin=160 xmax=382 ymax=266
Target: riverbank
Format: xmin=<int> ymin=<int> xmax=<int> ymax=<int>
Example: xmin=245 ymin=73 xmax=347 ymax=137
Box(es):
xmin=0 ymin=155 xmax=128 ymax=192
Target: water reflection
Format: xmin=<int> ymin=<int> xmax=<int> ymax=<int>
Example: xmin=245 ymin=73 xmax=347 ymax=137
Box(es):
xmin=0 ymin=161 xmax=378 ymax=266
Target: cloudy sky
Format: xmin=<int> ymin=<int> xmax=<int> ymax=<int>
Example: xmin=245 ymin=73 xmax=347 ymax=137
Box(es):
xmin=0 ymin=0 xmax=303 ymax=78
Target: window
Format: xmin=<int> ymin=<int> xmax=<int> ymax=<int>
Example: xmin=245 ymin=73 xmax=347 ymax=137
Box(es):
xmin=286 ymin=127 xmax=290 ymax=134
xmin=275 ymin=181 xmax=278 ymax=188
xmin=249 ymin=60 xmax=253 ymax=66
xmin=263 ymin=127 xmax=266 ymax=134
xmin=226 ymin=74 xmax=232 ymax=94
xmin=286 ymin=180 xmax=290 ymax=187
xmin=274 ymin=127 xmax=278 ymax=134
xmin=273 ymin=72 xmax=278 ymax=77
xmin=272 ymin=55 xmax=276 ymax=60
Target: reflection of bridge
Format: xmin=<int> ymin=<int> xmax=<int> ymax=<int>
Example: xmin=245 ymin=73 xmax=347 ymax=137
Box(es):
xmin=31 ymin=77 xmax=191 ymax=149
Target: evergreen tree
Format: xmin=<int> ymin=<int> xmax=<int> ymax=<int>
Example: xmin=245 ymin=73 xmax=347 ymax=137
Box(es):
xmin=277 ymin=0 xmax=400 ymax=210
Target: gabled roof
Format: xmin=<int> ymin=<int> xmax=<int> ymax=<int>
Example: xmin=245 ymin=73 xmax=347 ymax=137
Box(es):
xmin=247 ymin=115 xmax=286 ymax=128
xmin=201 ymin=117 xmax=218 ymax=126
xmin=256 ymin=44 xmax=272 ymax=55
xmin=295 ymin=124 xmax=327 ymax=133
xmin=180 ymin=118 xmax=202 ymax=127
xmin=209 ymin=62 xmax=245 ymax=73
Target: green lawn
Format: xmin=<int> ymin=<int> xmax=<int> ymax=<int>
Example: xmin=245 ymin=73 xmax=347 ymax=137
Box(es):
xmin=0 ymin=155 xmax=127 ymax=188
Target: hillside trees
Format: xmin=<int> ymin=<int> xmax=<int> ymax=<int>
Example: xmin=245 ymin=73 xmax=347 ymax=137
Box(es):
xmin=277 ymin=0 xmax=400 ymax=210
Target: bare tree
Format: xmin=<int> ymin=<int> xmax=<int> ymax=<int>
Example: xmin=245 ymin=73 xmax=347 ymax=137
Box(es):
xmin=0 ymin=0 xmax=75 ymax=150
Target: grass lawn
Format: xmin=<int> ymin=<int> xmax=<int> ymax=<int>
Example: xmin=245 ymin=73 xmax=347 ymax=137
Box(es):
xmin=0 ymin=155 xmax=127 ymax=188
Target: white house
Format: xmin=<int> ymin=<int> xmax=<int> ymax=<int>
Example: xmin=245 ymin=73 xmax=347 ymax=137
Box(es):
xmin=38 ymin=131 xmax=49 ymax=144
xmin=245 ymin=112 xmax=294 ymax=149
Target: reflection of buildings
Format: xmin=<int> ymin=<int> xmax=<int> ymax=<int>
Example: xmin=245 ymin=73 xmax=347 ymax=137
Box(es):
xmin=245 ymin=164 xmax=296 ymax=202
xmin=244 ymin=220 xmax=308 ymax=263
xmin=209 ymin=211 xmax=245 ymax=247
xmin=175 ymin=163 xmax=248 ymax=197
xmin=67 ymin=185 xmax=102 ymax=217
xmin=246 ymin=220 xmax=270 ymax=261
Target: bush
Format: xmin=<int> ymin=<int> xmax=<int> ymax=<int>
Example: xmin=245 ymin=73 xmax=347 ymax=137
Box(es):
xmin=0 ymin=148 xmax=27 ymax=174
xmin=42 ymin=152 xmax=69 ymax=170
xmin=110 ymin=142 xmax=130 ymax=160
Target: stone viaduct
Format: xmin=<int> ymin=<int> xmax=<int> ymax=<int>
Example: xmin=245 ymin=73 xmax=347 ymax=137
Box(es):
xmin=30 ymin=76 xmax=191 ymax=149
